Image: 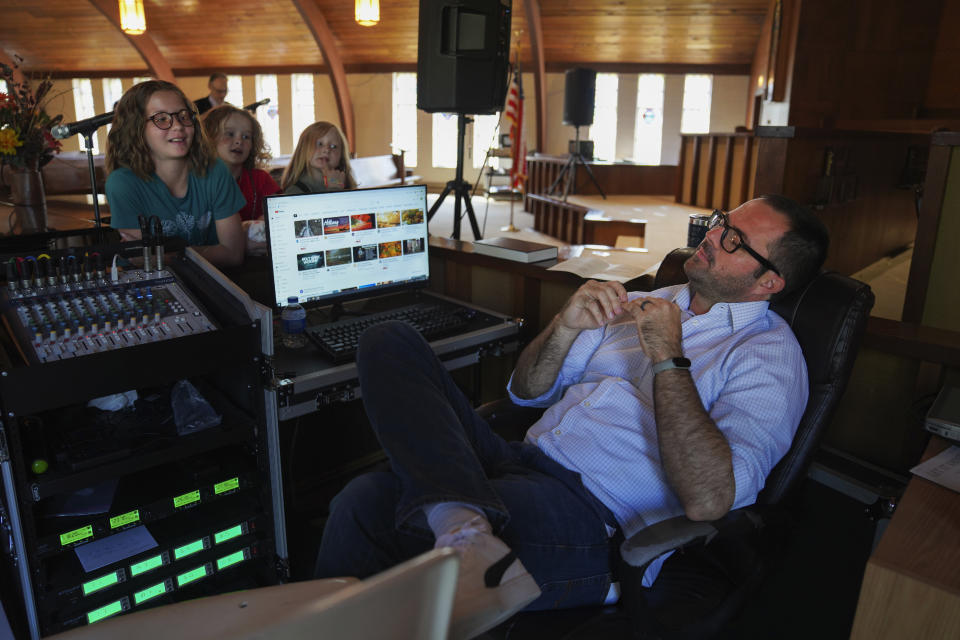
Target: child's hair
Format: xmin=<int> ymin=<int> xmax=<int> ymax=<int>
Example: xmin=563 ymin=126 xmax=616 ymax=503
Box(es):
xmin=281 ymin=121 xmax=356 ymax=191
xmin=106 ymin=80 xmax=213 ymax=179
xmin=202 ymin=104 xmax=272 ymax=170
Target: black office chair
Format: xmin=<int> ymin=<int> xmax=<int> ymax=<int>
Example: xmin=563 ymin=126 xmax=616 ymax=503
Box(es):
xmin=478 ymin=247 xmax=875 ymax=639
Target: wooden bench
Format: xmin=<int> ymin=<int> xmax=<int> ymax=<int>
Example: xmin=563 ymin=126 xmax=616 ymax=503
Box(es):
xmin=30 ymin=152 xmax=107 ymax=195
xmin=350 ymin=152 xmax=421 ymax=189
xmin=526 ymin=193 xmax=647 ymax=247
xmin=37 ymin=151 xmax=421 ymax=195
xmin=266 ymin=152 xmax=420 ymax=189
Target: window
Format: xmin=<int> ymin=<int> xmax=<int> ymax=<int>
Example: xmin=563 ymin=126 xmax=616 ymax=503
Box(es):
xmin=102 ymin=78 xmax=124 ymax=113
xmin=102 ymin=78 xmax=124 ymax=139
xmin=633 ymin=74 xmax=665 ymax=165
xmin=432 ymin=113 xmax=458 ymax=168
xmin=472 ymin=114 xmax=500 ymax=168
xmin=254 ymin=74 xmax=280 ymax=155
xmin=681 ymin=74 xmax=712 ymax=134
xmin=587 ymin=73 xmax=618 ymax=162
xmin=225 ymin=74 xmax=243 ymax=109
xmin=71 ymin=78 xmax=99 ymax=153
xmin=392 ymin=73 xmax=417 ymax=167
xmin=290 ymin=74 xmax=315 ymax=148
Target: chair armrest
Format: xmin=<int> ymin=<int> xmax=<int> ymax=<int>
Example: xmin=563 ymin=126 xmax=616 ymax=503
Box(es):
xmin=619 ymin=508 xmax=766 ymax=569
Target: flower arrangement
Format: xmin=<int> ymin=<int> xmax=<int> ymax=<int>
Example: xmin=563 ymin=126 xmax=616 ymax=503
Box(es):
xmin=0 ymin=57 xmax=62 ymax=171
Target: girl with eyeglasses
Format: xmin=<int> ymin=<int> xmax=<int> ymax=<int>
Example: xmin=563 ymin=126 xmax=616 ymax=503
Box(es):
xmin=105 ymin=80 xmax=245 ymax=268
xmin=281 ymin=121 xmax=357 ymax=194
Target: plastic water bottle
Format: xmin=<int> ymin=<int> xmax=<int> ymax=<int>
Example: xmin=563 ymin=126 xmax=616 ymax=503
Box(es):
xmin=280 ymin=296 xmax=307 ymax=348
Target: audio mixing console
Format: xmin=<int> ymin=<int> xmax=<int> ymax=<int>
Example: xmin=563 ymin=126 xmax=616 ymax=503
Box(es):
xmin=1 ymin=264 xmax=218 ymax=364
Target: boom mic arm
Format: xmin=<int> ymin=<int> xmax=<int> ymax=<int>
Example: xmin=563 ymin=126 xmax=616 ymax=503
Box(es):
xmin=51 ymin=111 xmax=115 ymax=139
xmin=244 ymin=98 xmax=270 ymax=113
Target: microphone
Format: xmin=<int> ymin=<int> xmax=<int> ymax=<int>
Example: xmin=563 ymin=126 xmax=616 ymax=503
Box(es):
xmin=244 ymin=98 xmax=270 ymax=112
xmin=51 ymin=111 xmax=115 ymax=139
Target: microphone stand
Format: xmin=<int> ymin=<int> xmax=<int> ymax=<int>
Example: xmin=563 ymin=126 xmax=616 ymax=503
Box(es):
xmin=80 ymin=130 xmax=105 ymax=243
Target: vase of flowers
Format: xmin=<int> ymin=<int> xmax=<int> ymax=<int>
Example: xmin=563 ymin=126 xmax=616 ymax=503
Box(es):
xmin=1 ymin=57 xmax=63 ymax=234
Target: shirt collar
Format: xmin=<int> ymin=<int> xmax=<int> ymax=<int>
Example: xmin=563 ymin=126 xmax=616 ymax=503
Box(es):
xmin=673 ymin=285 xmax=770 ymax=332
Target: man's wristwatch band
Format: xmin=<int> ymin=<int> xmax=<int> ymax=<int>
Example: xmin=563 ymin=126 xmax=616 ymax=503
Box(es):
xmin=652 ymin=357 xmax=692 ymax=375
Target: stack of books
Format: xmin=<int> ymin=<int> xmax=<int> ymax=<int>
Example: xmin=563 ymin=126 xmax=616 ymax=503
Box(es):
xmin=471 ymin=237 xmax=558 ymax=263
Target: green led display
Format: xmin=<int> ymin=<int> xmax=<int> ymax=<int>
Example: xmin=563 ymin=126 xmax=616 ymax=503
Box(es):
xmin=173 ymin=538 xmax=205 ymax=560
xmin=176 ymin=565 xmax=208 ymax=588
xmin=86 ymin=599 xmax=124 ymax=625
xmin=82 ymin=571 xmax=119 ymax=596
xmin=60 ymin=525 xmax=93 ymax=547
xmin=214 ymin=524 xmax=244 ymax=545
xmin=133 ymin=582 xmax=168 ymax=605
xmin=109 ymin=509 xmax=140 ymax=529
xmin=173 ymin=490 xmax=200 ymax=508
xmin=129 ymin=554 xmax=164 ymax=577
xmin=216 ymin=550 xmax=246 ymax=571
xmin=214 ymin=477 xmax=239 ymax=495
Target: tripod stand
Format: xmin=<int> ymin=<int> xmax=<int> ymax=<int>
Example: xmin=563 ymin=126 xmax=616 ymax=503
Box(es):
xmin=427 ymin=114 xmax=482 ymax=241
xmin=546 ymin=126 xmax=606 ymax=202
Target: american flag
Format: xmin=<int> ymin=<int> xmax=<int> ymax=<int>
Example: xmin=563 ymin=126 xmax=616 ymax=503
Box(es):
xmin=504 ymin=63 xmax=527 ymax=190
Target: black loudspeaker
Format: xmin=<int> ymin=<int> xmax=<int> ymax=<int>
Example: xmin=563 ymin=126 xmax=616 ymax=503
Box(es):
xmin=563 ymin=67 xmax=597 ymax=127
xmin=417 ymin=0 xmax=512 ymax=114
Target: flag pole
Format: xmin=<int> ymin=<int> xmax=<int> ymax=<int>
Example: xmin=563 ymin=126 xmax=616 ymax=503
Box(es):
xmin=501 ymin=47 xmax=521 ymax=233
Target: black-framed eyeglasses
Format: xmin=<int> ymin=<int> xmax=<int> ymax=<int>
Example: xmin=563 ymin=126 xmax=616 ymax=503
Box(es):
xmin=147 ymin=109 xmax=195 ymax=130
xmin=707 ymin=210 xmax=781 ymax=277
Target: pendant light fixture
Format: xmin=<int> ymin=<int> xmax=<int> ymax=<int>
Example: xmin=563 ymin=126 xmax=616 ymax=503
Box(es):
xmin=355 ymin=0 xmax=380 ymax=27
xmin=119 ymin=0 xmax=146 ymax=35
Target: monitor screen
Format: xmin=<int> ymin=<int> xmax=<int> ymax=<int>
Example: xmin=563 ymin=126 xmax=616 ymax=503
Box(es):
xmin=264 ymin=185 xmax=429 ymax=309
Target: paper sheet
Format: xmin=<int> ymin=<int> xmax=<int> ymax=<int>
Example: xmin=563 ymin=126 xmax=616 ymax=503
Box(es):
xmin=74 ymin=525 xmax=158 ymax=573
xmin=548 ymin=256 xmax=646 ymax=283
xmin=910 ymin=445 xmax=960 ymax=493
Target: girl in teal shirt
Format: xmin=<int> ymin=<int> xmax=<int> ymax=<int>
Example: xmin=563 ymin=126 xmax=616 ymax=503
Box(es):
xmin=105 ymin=80 xmax=245 ymax=268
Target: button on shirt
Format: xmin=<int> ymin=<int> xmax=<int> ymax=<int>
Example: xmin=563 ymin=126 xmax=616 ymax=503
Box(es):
xmin=508 ymin=284 xmax=808 ymax=584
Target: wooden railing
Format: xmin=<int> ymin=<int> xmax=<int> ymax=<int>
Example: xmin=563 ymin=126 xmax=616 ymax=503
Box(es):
xmin=677 ymin=127 xmax=927 ymax=277
xmin=676 ymin=132 xmax=755 ymax=212
xmin=523 ymin=155 xmax=675 ymax=243
xmin=525 ymin=154 xmax=677 ymax=200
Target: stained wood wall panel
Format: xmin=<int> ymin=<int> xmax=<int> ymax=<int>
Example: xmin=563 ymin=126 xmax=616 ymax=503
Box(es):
xmin=787 ymin=0 xmax=946 ymax=127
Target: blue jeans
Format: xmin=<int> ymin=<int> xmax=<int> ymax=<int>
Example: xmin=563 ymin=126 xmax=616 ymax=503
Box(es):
xmin=314 ymin=321 xmax=617 ymax=610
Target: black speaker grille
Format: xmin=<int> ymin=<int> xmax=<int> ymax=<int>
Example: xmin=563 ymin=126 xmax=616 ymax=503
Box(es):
xmin=417 ymin=0 xmax=513 ymax=114
xmin=563 ymin=67 xmax=597 ymax=127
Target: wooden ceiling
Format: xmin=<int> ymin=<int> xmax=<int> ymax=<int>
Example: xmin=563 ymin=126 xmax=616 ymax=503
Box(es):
xmin=1 ymin=0 xmax=770 ymax=77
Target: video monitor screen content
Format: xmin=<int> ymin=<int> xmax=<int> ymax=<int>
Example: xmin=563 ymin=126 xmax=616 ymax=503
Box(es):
xmin=264 ymin=185 xmax=429 ymax=309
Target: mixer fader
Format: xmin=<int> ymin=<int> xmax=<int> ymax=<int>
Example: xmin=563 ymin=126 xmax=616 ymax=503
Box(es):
xmin=2 ymin=266 xmax=218 ymax=364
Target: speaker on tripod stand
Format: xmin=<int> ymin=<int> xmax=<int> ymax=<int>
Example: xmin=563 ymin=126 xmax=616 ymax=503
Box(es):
xmin=548 ymin=67 xmax=606 ymax=201
xmin=417 ymin=0 xmax=512 ymax=240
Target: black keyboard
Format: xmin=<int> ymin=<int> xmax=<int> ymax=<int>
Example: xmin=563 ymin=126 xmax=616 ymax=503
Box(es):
xmin=305 ymin=302 xmax=475 ymax=362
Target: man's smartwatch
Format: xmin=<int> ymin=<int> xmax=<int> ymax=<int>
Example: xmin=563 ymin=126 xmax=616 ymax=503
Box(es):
xmin=652 ymin=357 xmax=692 ymax=375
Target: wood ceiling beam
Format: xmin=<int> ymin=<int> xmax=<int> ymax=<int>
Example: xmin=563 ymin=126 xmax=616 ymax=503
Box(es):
xmin=524 ymin=0 xmax=547 ymax=152
xmin=87 ymin=0 xmax=175 ymax=83
xmin=291 ymin=0 xmax=355 ymax=154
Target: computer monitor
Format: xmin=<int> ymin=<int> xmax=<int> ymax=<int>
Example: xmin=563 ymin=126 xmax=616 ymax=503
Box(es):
xmin=263 ymin=185 xmax=430 ymax=310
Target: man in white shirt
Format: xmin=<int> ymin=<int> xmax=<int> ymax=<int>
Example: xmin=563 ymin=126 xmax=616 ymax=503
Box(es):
xmin=315 ymin=195 xmax=828 ymax=639
xmin=194 ymin=73 xmax=228 ymax=116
